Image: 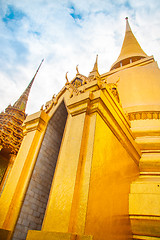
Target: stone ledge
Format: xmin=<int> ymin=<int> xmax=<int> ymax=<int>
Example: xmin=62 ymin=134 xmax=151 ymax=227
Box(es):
xmin=26 ymin=230 xmax=92 ymax=240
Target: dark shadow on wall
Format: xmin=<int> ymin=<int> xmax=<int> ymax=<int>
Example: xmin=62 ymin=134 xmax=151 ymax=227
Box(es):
xmin=12 ymin=101 xmax=68 ymax=240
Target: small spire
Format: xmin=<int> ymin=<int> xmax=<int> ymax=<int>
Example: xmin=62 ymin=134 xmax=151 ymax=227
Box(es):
xmin=13 ymin=59 xmax=44 ymax=111
xmin=88 ymin=54 xmax=99 ymax=80
xmin=93 ymin=54 xmax=98 ymax=71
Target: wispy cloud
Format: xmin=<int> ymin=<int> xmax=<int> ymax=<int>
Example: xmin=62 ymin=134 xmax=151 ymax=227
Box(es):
xmin=0 ymin=0 xmax=160 ymax=114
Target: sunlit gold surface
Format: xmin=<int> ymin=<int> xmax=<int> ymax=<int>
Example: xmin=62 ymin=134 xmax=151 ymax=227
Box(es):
xmin=1 ymin=18 xmax=160 ymax=240
xmin=26 ymin=81 xmax=140 ymax=240
xmin=0 ymin=111 xmax=48 ymax=231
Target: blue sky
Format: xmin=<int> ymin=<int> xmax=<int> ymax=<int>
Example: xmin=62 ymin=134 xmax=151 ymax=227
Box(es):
xmin=0 ymin=0 xmax=160 ymax=114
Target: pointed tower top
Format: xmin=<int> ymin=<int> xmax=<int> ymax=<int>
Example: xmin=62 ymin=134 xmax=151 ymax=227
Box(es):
xmin=125 ymin=17 xmax=132 ymax=32
xmin=93 ymin=54 xmax=98 ymax=71
xmin=88 ymin=55 xmax=99 ymax=80
xmin=110 ymin=18 xmax=147 ymax=70
xmin=13 ymin=59 xmax=44 ymax=112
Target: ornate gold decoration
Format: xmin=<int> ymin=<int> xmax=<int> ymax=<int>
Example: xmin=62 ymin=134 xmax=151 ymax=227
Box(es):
xmin=72 ymin=66 xmax=88 ymax=87
xmin=44 ymin=88 xmax=67 ymax=113
xmin=128 ymin=111 xmax=160 ymax=120
xmin=65 ymin=72 xmax=69 ymax=85
xmin=107 ymin=83 xmax=120 ymax=103
xmin=44 ymin=94 xmax=59 ymax=112
xmin=0 ymin=106 xmax=25 ymax=154
xmin=72 ymin=78 xmax=83 ymax=88
xmin=66 ymin=82 xmax=85 ymax=98
xmin=0 ymin=60 xmax=43 ymax=155
xmin=76 ymin=65 xmax=79 ymax=74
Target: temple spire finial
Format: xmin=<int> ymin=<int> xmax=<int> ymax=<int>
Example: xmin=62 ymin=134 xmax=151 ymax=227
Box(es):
xmin=93 ymin=54 xmax=98 ymax=72
xmin=125 ymin=17 xmax=131 ymax=32
xmin=13 ymin=59 xmax=44 ymax=112
xmin=88 ymin=54 xmax=99 ymax=80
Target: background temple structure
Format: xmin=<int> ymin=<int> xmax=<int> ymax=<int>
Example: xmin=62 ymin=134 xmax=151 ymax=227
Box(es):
xmin=0 ymin=60 xmax=43 ymax=194
xmin=0 ymin=18 xmax=160 ymax=240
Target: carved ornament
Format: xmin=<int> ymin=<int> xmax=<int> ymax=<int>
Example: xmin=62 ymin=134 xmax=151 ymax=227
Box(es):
xmin=128 ymin=111 xmax=160 ymax=120
xmin=107 ymin=83 xmax=121 ymax=104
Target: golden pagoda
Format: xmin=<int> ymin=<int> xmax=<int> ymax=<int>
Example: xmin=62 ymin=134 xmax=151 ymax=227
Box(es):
xmin=0 ymin=18 xmax=160 ymax=240
xmin=0 ymin=59 xmax=44 ymax=191
xmin=110 ymin=17 xmax=147 ymax=70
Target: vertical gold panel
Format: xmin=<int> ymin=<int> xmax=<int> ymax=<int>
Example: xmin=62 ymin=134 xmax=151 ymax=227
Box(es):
xmin=68 ymin=113 xmax=97 ymax=234
xmin=85 ymin=114 xmax=139 ymax=240
xmin=42 ymin=113 xmax=87 ymax=232
xmin=0 ymin=111 xmax=48 ymax=232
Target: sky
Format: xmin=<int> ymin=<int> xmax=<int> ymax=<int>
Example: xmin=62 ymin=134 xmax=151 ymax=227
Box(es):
xmin=0 ymin=0 xmax=160 ymax=115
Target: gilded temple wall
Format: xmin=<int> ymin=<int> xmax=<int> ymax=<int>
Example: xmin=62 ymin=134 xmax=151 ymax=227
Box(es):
xmin=1 ymin=17 xmax=160 ymax=240
xmin=85 ymin=114 xmax=139 ymax=240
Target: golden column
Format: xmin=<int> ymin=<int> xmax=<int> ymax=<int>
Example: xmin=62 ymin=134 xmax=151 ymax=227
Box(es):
xmin=0 ymin=110 xmax=49 ymax=239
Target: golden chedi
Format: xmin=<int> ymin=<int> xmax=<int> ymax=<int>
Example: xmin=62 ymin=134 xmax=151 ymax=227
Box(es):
xmin=106 ymin=18 xmax=160 ymax=239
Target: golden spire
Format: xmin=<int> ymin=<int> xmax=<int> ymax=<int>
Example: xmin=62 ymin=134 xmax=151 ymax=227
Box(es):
xmin=93 ymin=54 xmax=98 ymax=72
xmin=13 ymin=59 xmax=44 ymax=112
xmin=88 ymin=55 xmax=100 ymax=80
xmin=110 ymin=17 xmax=147 ymax=70
xmin=0 ymin=59 xmax=44 ymax=154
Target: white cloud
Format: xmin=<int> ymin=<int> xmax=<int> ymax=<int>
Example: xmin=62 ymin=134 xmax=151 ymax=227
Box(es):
xmin=0 ymin=0 xmax=160 ymax=115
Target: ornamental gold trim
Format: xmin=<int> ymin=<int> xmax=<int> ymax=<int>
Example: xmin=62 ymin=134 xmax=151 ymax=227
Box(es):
xmin=128 ymin=111 xmax=160 ymax=120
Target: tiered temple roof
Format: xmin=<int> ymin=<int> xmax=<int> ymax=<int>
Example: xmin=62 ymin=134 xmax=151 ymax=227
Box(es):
xmin=0 ymin=59 xmax=44 ymax=155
